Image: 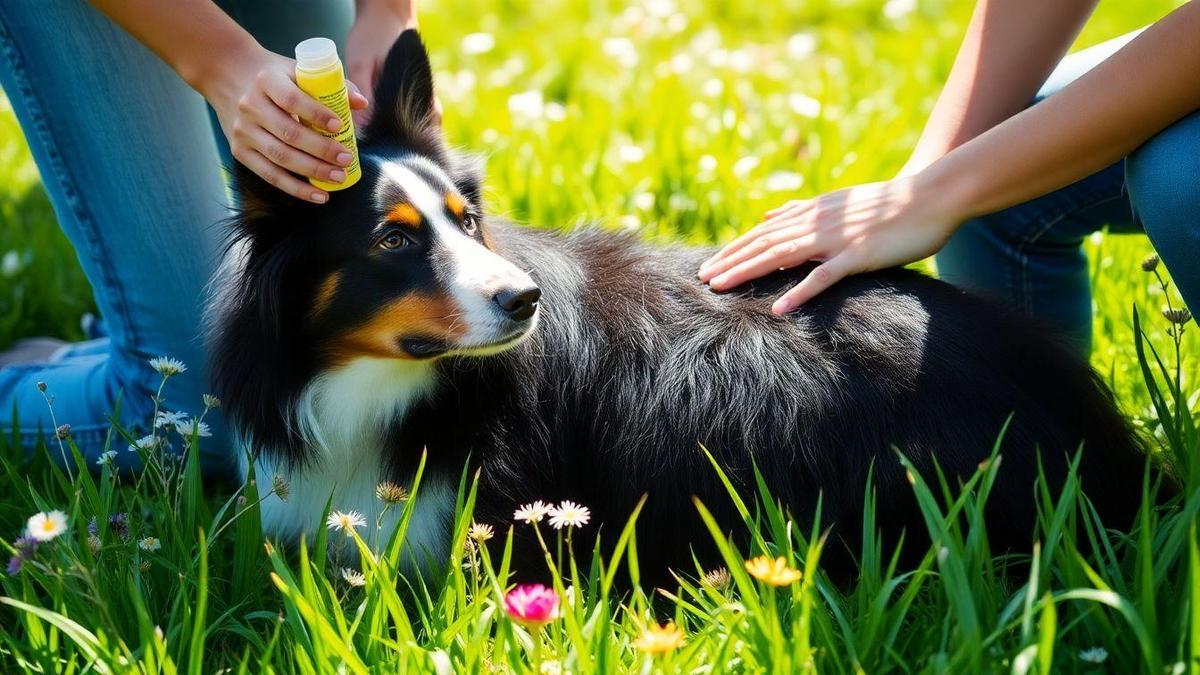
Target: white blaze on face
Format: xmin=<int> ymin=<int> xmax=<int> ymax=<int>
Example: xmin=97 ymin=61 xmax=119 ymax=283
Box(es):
xmin=377 ymin=158 xmax=537 ymax=347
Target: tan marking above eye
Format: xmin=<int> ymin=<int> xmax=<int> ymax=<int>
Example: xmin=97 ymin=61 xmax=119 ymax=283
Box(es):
xmin=386 ymin=203 xmax=422 ymax=228
xmin=311 ymin=271 xmax=341 ymax=320
xmin=445 ymin=193 xmax=466 ymax=219
xmin=325 ymin=291 xmax=466 ymax=363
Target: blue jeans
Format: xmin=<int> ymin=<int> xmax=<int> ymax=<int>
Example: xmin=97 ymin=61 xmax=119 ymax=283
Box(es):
xmin=937 ymin=30 xmax=1200 ymax=353
xmin=0 ymin=0 xmax=352 ymax=475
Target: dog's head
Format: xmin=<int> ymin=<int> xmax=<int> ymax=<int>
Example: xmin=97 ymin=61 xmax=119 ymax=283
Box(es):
xmin=228 ymin=30 xmax=539 ymax=367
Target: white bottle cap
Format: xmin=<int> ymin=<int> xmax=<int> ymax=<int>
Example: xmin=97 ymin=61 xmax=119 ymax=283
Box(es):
xmin=295 ymin=37 xmax=340 ymax=71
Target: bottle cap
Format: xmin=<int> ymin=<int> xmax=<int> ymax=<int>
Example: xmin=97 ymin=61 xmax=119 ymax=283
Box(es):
xmin=295 ymin=37 xmax=340 ymax=72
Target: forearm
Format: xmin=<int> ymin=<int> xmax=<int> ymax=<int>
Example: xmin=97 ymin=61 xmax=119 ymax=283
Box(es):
xmin=86 ymin=0 xmax=258 ymax=94
xmin=905 ymin=0 xmax=1097 ymax=172
xmin=930 ymin=1 xmax=1200 ymax=221
xmin=354 ymin=0 xmax=419 ymax=26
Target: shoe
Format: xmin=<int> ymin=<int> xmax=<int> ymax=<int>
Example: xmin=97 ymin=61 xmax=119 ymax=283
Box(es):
xmin=0 ymin=338 xmax=68 ymax=369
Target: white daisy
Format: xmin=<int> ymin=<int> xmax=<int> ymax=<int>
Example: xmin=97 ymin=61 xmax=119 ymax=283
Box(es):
xmin=27 ymin=510 xmax=68 ymax=542
xmin=326 ymin=510 xmax=366 ymax=535
xmin=548 ymin=500 xmax=591 ymax=530
xmin=340 ymin=567 xmax=366 ymax=587
xmin=154 ymin=411 xmax=188 ymax=429
xmin=138 ymin=536 xmax=162 ymax=552
xmin=147 ymin=356 xmax=187 ymax=377
xmin=513 ymin=500 xmax=553 ymax=524
xmin=127 ymin=434 xmax=163 ymax=453
xmin=174 ymin=419 xmax=212 ymax=438
xmin=95 ymin=450 xmax=118 ymax=466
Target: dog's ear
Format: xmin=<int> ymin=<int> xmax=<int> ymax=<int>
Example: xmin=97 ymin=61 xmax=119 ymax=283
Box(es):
xmin=362 ymin=29 xmax=443 ymax=157
xmin=227 ymin=161 xmax=316 ymax=251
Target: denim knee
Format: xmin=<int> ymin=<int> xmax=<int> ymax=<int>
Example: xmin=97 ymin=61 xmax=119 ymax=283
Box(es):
xmin=1126 ymin=110 xmax=1200 ymax=312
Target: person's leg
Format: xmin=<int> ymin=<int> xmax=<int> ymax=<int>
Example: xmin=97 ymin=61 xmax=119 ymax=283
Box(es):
xmin=0 ymin=1 xmax=231 ymax=473
xmin=1126 ymin=110 xmax=1200 ymax=316
xmin=935 ymin=32 xmax=1144 ymax=353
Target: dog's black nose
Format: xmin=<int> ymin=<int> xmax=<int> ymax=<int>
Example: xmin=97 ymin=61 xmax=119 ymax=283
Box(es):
xmin=494 ymin=286 xmax=541 ymax=321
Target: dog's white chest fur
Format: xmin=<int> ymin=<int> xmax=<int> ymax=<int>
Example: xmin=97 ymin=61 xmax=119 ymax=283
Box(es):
xmin=239 ymin=358 xmax=453 ymax=569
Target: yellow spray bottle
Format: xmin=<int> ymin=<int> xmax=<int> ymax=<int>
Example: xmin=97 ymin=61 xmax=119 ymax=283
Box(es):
xmin=294 ymin=37 xmax=361 ymax=191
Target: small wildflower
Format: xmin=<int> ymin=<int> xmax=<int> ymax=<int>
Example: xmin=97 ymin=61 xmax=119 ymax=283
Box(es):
xmin=375 ymin=481 xmax=408 ymax=505
xmin=6 ymin=536 xmax=39 ymax=574
xmin=128 ymin=434 xmax=161 ymax=453
xmin=635 ymin=622 xmax=686 ymax=655
xmin=6 ymin=556 xmax=23 ymax=575
xmin=1163 ymin=307 xmax=1192 ymax=324
xmin=140 ymin=560 xmax=152 ymax=572
xmin=1079 ymin=646 xmax=1108 ymax=664
xmin=468 ymin=522 xmax=494 ymax=543
xmin=504 ymin=584 xmax=560 ymax=629
xmin=55 ymin=424 xmax=71 ymax=440
xmin=1141 ymin=254 xmax=1160 ymax=272
xmin=202 ymin=394 xmax=221 ymax=409
xmin=96 ymin=450 xmax=118 ymax=466
xmin=513 ymin=500 xmax=553 ymax=524
xmin=703 ymin=566 xmax=732 ymax=591
xmin=271 ymin=474 xmax=291 ymax=502
xmin=36 ymin=381 xmax=47 ymax=392
xmin=154 ymin=410 xmax=188 ymax=429
xmin=138 ymin=537 xmax=162 ymax=552
xmin=326 ymin=510 xmax=366 ymax=535
xmin=174 ymin=419 xmax=212 ymax=438
xmin=340 ymin=567 xmax=366 ymax=587
xmin=27 ymin=510 xmax=68 ymax=542
xmin=548 ymin=500 xmax=591 ymax=530
xmin=109 ymin=513 xmax=130 ymax=540
xmin=744 ymin=555 xmax=802 ymax=586
xmin=87 ymin=534 xmax=102 ymax=554
xmin=148 ymin=356 xmax=187 ymax=377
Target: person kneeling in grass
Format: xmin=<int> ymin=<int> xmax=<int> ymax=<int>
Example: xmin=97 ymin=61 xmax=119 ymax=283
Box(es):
xmin=699 ymin=0 xmax=1199 ymax=353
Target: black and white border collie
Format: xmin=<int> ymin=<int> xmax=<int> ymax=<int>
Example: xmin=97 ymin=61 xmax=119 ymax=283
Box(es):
xmin=211 ymin=30 xmax=1154 ymax=580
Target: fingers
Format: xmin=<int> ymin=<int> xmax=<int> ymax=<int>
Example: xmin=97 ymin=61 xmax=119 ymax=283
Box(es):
xmin=260 ymin=72 xmax=342 ymax=132
xmin=771 ymin=256 xmax=851 ymax=315
xmin=702 ymin=214 xmax=817 ymax=285
xmin=346 ymin=79 xmax=370 ymax=110
xmin=707 ymin=229 xmax=824 ymax=291
xmin=699 ymin=200 xmax=812 ymax=280
xmin=255 ymin=102 xmax=352 ymax=168
xmin=241 ymin=126 xmax=346 ymax=185
xmin=234 ymin=146 xmax=328 ymax=204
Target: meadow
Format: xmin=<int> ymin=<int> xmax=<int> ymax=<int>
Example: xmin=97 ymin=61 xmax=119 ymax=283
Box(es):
xmin=0 ymin=0 xmax=1197 ymax=671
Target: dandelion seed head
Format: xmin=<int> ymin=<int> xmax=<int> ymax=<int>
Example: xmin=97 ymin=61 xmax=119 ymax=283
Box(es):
xmin=272 ymin=474 xmax=291 ymax=502
xmin=375 ymin=481 xmax=408 ymax=505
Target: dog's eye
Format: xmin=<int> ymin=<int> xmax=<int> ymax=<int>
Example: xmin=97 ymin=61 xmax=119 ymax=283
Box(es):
xmin=462 ymin=215 xmax=478 ymax=236
xmin=378 ymin=231 xmax=409 ymax=250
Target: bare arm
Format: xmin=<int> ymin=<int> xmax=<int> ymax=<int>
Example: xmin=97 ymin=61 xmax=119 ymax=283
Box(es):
xmin=701 ymin=1 xmax=1200 ymax=313
xmin=902 ymin=0 xmax=1098 ymax=174
xmin=349 ymin=0 xmax=419 ymax=106
xmin=86 ymin=0 xmax=397 ymax=202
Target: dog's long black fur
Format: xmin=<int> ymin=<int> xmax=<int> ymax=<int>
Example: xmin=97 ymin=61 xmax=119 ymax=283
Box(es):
xmin=212 ymin=30 xmax=1158 ymax=584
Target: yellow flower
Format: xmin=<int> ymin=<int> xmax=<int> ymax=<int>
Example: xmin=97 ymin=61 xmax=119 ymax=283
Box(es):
xmin=744 ymin=555 xmax=802 ymax=586
xmin=635 ymin=622 xmax=685 ymax=655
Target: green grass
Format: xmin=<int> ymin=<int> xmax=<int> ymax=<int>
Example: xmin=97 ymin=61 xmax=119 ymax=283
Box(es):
xmin=0 ymin=0 xmax=1197 ymax=671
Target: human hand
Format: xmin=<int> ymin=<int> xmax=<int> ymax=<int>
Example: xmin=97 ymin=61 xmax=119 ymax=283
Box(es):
xmin=698 ymin=171 xmax=964 ymax=314
xmin=346 ymin=2 xmax=440 ymax=127
xmin=202 ymin=47 xmax=369 ymax=203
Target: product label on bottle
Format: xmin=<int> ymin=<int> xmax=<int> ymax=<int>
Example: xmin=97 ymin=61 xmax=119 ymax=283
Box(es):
xmin=315 ymin=86 xmax=360 ymax=179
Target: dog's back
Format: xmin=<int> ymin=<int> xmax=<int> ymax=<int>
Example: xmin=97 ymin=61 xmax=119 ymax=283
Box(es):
xmin=392 ymin=222 xmax=1152 ymax=576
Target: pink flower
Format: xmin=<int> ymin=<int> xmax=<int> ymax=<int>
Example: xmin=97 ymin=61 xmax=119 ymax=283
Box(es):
xmin=504 ymin=584 xmax=560 ymax=629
